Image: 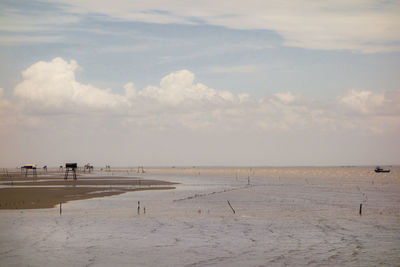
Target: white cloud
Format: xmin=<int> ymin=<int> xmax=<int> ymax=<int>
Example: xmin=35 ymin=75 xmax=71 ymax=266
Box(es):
xmin=124 ymin=82 xmax=137 ymax=100
xmin=13 ymin=58 xmax=240 ymax=113
xmin=273 ymin=92 xmax=296 ymax=104
xmin=338 ymin=89 xmax=384 ymax=114
xmin=45 ymin=0 xmax=400 ymax=53
xmin=140 ymin=70 xmax=196 ymax=105
xmin=14 ymin=57 xmax=129 ymax=113
xmin=337 ymin=89 xmax=400 ymax=115
xmin=336 ymin=89 xmax=400 ymax=134
xmin=137 ymin=70 xmax=236 ymax=107
xmin=9 ymin=58 xmax=400 ymax=136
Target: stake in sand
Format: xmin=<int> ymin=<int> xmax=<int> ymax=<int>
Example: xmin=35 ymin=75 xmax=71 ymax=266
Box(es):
xmin=227 ymin=200 xmax=236 ymax=214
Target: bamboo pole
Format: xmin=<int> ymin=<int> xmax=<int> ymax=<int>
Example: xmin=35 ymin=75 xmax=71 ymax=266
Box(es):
xmin=227 ymin=200 xmax=236 ymax=214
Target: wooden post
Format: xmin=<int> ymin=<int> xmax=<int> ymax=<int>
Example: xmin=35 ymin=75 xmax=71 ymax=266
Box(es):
xmin=359 ymin=203 xmax=362 ymax=216
xmin=227 ymin=200 xmax=236 ymax=214
xmin=60 ymin=203 xmax=62 ymax=215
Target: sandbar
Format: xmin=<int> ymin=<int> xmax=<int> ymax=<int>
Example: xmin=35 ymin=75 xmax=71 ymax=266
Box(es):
xmin=0 ymin=172 xmax=176 ymax=209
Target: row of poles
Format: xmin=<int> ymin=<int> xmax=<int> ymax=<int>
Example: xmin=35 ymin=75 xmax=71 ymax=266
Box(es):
xmin=59 ymin=201 xmax=147 ymax=216
xmin=57 ymin=201 xmax=364 ymax=216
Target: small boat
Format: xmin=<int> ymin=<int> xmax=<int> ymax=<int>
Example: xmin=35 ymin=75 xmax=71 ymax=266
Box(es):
xmin=375 ymin=166 xmax=391 ymax=173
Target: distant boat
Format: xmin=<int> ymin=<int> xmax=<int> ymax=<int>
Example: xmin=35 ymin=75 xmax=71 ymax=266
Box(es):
xmin=375 ymin=166 xmax=391 ymax=173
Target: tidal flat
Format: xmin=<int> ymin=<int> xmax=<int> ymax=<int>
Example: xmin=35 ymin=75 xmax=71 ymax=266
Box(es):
xmin=0 ymin=166 xmax=399 ymax=266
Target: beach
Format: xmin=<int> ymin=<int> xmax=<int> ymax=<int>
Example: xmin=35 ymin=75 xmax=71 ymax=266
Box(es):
xmin=0 ymin=166 xmax=399 ymax=266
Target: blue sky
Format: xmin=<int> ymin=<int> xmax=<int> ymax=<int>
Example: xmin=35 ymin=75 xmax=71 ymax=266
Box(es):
xmin=0 ymin=0 xmax=399 ymax=166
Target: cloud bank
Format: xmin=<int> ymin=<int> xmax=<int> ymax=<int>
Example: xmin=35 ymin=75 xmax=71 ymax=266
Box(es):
xmin=1 ymin=57 xmax=399 ymax=166
xmin=7 ymin=57 xmax=400 ymax=135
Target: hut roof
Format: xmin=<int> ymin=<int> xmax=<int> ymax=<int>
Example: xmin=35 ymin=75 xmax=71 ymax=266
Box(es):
xmin=23 ymin=164 xmax=37 ymax=167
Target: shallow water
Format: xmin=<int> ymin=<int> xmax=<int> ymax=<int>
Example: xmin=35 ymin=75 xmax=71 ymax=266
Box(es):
xmin=1 ymin=167 xmax=399 ymax=266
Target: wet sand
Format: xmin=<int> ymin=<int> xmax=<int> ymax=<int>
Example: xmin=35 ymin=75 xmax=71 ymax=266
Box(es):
xmin=0 ymin=171 xmax=176 ymax=209
xmin=2 ymin=178 xmax=175 ymax=187
xmin=0 ymin=186 xmax=174 ymax=209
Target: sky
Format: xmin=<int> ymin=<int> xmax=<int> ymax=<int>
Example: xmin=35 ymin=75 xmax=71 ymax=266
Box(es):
xmin=0 ymin=0 xmax=399 ymax=167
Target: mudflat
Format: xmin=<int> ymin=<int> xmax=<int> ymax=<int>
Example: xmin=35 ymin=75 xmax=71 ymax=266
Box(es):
xmin=0 ymin=170 xmax=176 ymax=209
